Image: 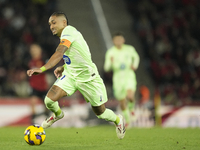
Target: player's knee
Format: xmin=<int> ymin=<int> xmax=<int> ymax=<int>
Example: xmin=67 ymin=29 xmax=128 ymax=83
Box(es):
xmin=129 ymin=98 xmax=134 ymax=102
xmin=127 ymin=91 xmax=134 ymax=101
xmin=119 ymin=100 xmax=126 ymax=110
xmin=44 ymin=96 xmax=54 ymax=108
xmin=97 ymin=110 xmax=106 ymax=119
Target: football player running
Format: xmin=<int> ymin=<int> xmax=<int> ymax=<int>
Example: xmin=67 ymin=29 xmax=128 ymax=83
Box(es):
xmin=27 ymin=12 xmax=125 ymax=139
xmin=104 ymin=32 xmax=140 ymax=128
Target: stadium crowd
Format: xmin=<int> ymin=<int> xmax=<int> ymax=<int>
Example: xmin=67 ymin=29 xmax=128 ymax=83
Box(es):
xmin=1 ymin=0 xmax=200 ymax=106
xmin=126 ymin=0 xmax=200 ymax=104
xmin=0 ymin=0 xmax=58 ymax=96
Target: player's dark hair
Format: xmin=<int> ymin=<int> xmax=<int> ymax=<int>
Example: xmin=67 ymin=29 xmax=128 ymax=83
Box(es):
xmin=51 ymin=11 xmax=69 ymax=24
xmin=112 ymin=31 xmax=124 ymax=38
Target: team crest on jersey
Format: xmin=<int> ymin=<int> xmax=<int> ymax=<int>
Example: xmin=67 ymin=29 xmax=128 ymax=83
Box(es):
xmin=63 ymin=55 xmax=71 ymax=65
xmin=120 ymin=63 xmax=126 ymax=70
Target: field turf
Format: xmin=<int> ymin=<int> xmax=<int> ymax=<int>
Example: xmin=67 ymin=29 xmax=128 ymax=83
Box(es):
xmin=0 ymin=125 xmax=199 ymax=150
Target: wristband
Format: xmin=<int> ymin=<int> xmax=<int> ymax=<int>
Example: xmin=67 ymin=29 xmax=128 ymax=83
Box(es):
xmin=40 ymin=66 xmax=46 ymax=72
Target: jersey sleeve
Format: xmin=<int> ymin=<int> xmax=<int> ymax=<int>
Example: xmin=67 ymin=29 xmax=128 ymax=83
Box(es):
xmin=59 ymin=26 xmax=75 ymax=48
xmin=131 ymin=46 xmax=140 ymax=69
xmin=104 ymin=49 xmax=112 ymax=72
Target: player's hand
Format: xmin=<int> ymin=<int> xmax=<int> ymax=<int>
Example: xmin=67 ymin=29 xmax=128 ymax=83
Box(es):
xmin=54 ymin=66 xmax=64 ymax=78
xmin=27 ymin=68 xmax=42 ymax=76
xmin=131 ymin=65 xmax=136 ymax=71
xmin=111 ymin=57 xmax=114 ymax=63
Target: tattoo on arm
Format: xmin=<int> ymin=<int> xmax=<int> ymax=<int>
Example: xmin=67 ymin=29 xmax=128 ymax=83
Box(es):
xmin=56 ymin=45 xmax=68 ymax=54
xmin=43 ymin=45 xmax=68 ymax=70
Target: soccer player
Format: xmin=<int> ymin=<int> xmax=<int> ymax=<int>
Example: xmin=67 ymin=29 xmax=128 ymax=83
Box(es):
xmin=27 ymin=12 xmax=125 ymax=139
xmin=104 ymin=32 xmax=140 ymax=128
xmin=28 ymin=44 xmax=49 ymax=123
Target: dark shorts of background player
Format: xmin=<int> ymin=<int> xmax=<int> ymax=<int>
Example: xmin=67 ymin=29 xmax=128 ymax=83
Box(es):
xmin=30 ymin=88 xmax=47 ymax=101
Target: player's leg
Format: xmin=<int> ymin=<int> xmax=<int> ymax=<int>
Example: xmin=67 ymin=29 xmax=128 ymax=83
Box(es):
xmin=127 ymin=89 xmax=135 ymax=114
xmin=119 ymin=98 xmax=130 ymax=127
xmin=91 ymin=104 xmax=119 ymax=124
xmin=45 ymin=85 xmax=67 ymax=115
xmin=41 ymin=85 xmax=67 ymax=128
xmin=77 ymin=77 xmax=119 ymax=124
xmin=114 ymin=85 xmax=130 ymax=127
xmin=126 ymin=89 xmax=137 ymax=128
xmin=125 ymin=74 xmax=137 ymax=126
xmin=92 ymin=104 xmax=125 ymax=139
xmin=42 ymin=74 xmax=76 ymax=128
xmin=128 ymin=73 xmax=137 ymax=113
xmin=77 ymin=76 xmax=125 ymax=139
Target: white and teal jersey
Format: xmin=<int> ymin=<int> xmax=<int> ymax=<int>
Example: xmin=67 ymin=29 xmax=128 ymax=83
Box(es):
xmin=60 ymin=25 xmax=99 ymax=82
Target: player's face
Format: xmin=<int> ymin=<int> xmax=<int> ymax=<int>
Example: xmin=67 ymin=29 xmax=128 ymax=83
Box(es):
xmin=113 ymin=36 xmax=125 ymax=48
xmin=49 ymin=15 xmax=66 ymax=37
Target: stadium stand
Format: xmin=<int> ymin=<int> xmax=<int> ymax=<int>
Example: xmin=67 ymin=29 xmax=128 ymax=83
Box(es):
xmin=0 ymin=0 xmax=58 ymax=96
xmin=125 ymin=0 xmax=200 ymax=105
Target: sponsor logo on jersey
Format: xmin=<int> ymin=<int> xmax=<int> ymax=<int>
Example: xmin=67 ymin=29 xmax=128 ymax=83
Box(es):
xmin=63 ymin=55 xmax=71 ymax=65
xmin=120 ymin=63 xmax=126 ymax=70
xmin=62 ymin=34 xmax=70 ymax=37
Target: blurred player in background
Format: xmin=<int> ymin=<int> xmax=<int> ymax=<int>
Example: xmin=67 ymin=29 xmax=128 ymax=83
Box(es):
xmin=27 ymin=12 xmax=125 ymax=139
xmin=28 ymin=44 xmax=49 ymax=123
xmin=104 ymin=32 xmax=140 ymax=128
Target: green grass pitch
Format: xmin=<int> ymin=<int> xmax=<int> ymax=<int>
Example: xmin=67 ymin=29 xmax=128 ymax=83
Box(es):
xmin=0 ymin=125 xmax=199 ymax=150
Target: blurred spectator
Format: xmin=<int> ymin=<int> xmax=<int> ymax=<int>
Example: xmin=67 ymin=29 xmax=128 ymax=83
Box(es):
xmin=28 ymin=44 xmax=50 ymax=123
xmin=126 ymin=0 xmax=200 ymax=104
xmin=0 ymin=0 xmax=58 ymax=96
xmin=139 ymin=85 xmax=150 ymax=105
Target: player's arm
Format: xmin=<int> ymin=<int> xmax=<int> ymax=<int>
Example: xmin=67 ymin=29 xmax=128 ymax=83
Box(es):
xmin=27 ymin=45 xmax=68 ymax=76
xmin=131 ymin=47 xmax=140 ymax=71
xmin=43 ymin=45 xmax=68 ymax=70
xmin=104 ymin=50 xmax=113 ymax=72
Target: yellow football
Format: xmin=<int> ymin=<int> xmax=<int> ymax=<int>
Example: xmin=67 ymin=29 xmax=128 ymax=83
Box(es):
xmin=24 ymin=124 xmax=46 ymax=145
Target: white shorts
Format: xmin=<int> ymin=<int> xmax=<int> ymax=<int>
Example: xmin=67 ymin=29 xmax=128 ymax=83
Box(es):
xmin=54 ymin=74 xmax=108 ymax=106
